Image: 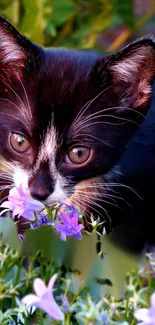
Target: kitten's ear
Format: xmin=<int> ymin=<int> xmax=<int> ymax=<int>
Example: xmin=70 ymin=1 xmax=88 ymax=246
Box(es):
xmin=96 ymin=38 xmax=155 ymax=110
xmin=0 ymin=16 xmax=40 ymax=77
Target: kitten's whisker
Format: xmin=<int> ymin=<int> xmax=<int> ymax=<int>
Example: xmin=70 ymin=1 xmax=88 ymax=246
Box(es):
xmin=0 ymin=174 xmax=13 ymax=178
xmin=70 ymin=86 xmax=113 ymax=132
xmin=73 ymin=115 xmax=140 ymax=135
xmin=17 ymin=77 xmax=32 ymax=121
xmin=72 ymin=106 xmax=144 ymax=132
xmin=70 ymin=133 xmax=113 ymax=147
xmin=70 ymin=197 xmax=90 ymax=220
xmin=0 ymin=170 xmax=14 ymax=177
xmin=71 ymin=192 xmax=111 ymax=223
xmin=0 ymin=98 xmax=29 ymax=123
xmin=67 ymin=194 xmax=91 ymax=222
xmin=76 ymin=184 xmax=118 ymax=192
xmin=0 ymin=194 xmax=10 ymax=203
xmin=80 ymin=195 xmax=112 ymax=225
xmin=0 ymin=75 xmax=30 ymax=123
xmin=0 ymin=112 xmax=29 ymax=129
xmin=83 ymin=182 xmax=141 ymax=199
xmin=0 ymin=184 xmax=13 ymax=198
xmin=75 ymin=188 xmax=129 ymax=204
xmin=74 ymin=189 xmax=119 ymax=208
xmin=104 ymin=182 xmax=143 ymax=199
xmin=70 ymin=195 xmax=102 ymax=223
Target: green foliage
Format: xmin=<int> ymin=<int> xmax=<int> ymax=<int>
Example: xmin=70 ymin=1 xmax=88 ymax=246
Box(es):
xmin=1 ymin=216 xmax=141 ymax=299
xmin=0 ymin=0 xmax=154 ymax=50
xmin=0 ymin=238 xmax=155 ymax=324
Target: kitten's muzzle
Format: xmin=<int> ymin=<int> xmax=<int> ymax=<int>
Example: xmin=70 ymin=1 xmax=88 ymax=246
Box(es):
xmin=29 ymin=163 xmax=55 ymax=201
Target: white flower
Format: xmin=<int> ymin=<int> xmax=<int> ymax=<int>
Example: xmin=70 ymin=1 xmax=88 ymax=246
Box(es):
xmin=134 ymin=293 xmax=155 ymax=325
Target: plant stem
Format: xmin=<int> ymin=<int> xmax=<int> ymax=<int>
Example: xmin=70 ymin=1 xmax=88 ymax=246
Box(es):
xmin=65 ymin=313 xmax=71 ymax=325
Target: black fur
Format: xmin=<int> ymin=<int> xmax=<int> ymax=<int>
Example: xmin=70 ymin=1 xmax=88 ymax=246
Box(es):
xmin=0 ymin=16 xmax=155 ymax=252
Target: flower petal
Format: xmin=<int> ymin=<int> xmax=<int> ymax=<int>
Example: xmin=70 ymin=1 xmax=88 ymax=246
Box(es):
xmin=72 ymin=231 xmax=83 ymax=240
xmin=22 ymin=210 xmax=35 ymax=221
xmin=134 ymin=308 xmax=149 ymax=321
xmin=12 ymin=207 xmax=24 ymax=218
xmin=151 ymin=293 xmax=155 ymax=308
xmin=0 ymin=208 xmax=11 ymax=216
xmin=71 ymin=212 xmax=78 ymax=226
xmin=39 ymin=293 xmax=64 ymax=321
xmin=60 ymin=212 xmax=71 ymax=225
xmin=60 ymin=232 xmax=67 ymax=241
xmin=26 ymin=199 xmax=44 ymax=211
xmin=55 ymin=224 xmax=67 ymax=233
xmin=33 ymin=278 xmax=47 ymax=297
xmin=18 ymin=234 xmax=24 ymax=244
xmin=78 ymin=224 xmax=84 ymax=231
xmin=21 ymin=294 xmax=40 ymax=306
xmin=47 ymin=274 xmax=58 ymax=293
xmin=0 ymin=201 xmax=14 ymax=209
xmin=18 ymin=183 xmax=27 ymax=197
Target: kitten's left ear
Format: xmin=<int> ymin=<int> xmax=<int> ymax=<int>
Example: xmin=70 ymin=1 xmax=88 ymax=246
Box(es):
xmin=0 ymin=16 xmax=40 ymax=77
xmin=95 ymin=37 xmax=155 ymax=110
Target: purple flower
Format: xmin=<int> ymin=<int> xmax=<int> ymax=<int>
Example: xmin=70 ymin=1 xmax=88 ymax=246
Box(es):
xmin=101 ymin=313 xmax=108 ymax=325
xmin=18 ymin=233 xmax=24 ymax=244
xmin=0 ymin=184 xmax=44 ymax=221
xmin=134 ymin=293 xmax=155 ymax=325
xmin=55 ymin=209 xmax=83 ymax=241
xmin=31 ymin=214 xmax=52 ymax=229
xmin=58 ymin=294 xmax=70 ymax=312
xmin=21 ymin=274 xmax=64 ymax=321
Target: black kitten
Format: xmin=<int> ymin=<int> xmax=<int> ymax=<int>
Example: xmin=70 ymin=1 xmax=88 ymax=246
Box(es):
xmin=107 ymin=79 xmax=155 ymax=253
xmin=0 ymin=17 xmax=154 ymax=249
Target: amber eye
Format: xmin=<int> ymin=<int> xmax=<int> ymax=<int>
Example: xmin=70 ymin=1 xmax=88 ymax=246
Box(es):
xmin=10 ymin=133 xmax=30 ymax=153
xmin=67 ymin=147 xmax=91 ymax=164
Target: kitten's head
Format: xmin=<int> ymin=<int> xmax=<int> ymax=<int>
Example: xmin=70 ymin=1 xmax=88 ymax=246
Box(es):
xmin=0 ymin=17 xmax=155 ymax=224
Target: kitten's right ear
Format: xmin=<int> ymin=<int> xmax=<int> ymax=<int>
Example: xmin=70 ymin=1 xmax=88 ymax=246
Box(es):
xmin=0 ymin=16 xmax=41 ymax=77
xmin=94 ymin=37 xmax=155 ymax=112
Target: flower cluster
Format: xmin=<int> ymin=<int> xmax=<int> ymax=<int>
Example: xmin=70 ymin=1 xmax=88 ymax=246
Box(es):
xmin=0 ymin=184 xmax=84 ymax=242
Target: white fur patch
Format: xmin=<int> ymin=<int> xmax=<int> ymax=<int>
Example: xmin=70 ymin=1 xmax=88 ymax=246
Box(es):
xmin=13 ymin=167 xmax=29 ymax=189
xmin=37 ymin=123 xmax=58 ymax=170
xmin=45 ymin=174 xmax=68 ymax=205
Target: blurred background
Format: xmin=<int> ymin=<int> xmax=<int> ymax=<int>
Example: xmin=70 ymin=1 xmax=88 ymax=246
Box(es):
xmin=0 ymin=0 xmax=154 ymax=53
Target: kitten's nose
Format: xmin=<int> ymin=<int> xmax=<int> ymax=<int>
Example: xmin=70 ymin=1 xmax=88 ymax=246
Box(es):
xmin=29 ymin=163 xmax=54 ymax=202
xmin=30 ymin=189 xmax=50 ymax=201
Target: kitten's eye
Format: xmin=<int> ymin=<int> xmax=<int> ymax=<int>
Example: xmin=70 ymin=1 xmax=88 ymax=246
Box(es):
xmin=10 ymin=133 xmax=30 ymax=153
xmin=67 ymin=147 xmax=91 ymax=164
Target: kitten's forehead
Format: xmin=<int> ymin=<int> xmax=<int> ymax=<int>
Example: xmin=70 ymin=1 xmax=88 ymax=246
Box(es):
xmin=33 ymin=119 xmax=60 ymax=179
xmin=39 ymin=122 xmax=58 ymax=162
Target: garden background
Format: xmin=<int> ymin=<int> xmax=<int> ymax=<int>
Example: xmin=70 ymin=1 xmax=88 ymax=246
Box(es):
xmin=0 ymin=0 xmax=154 ymax=52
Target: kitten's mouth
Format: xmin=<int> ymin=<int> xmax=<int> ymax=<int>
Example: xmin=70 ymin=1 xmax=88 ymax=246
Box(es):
xmin=46 ymin=202 xmax=59 ymax=208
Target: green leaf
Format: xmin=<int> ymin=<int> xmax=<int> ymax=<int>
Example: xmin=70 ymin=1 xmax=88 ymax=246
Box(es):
xmin=48 ymin=0 xmax=76 ymax=27
xmin=0 ymin=0 xmax=19 ymax=26
xmin=20 ymin=0 xmax=44 ymax=44
xmin=0 ymin=217 xmax=22 ymax=253
xmin=46 ymin=23 xmax=57 ymax=37
xmin=113 ymin=0 xmax=136 ymax=28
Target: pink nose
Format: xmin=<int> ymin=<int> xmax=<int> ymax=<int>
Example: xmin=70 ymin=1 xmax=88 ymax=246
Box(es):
xmin=30 ymin=189 xmax=50 ymax=201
